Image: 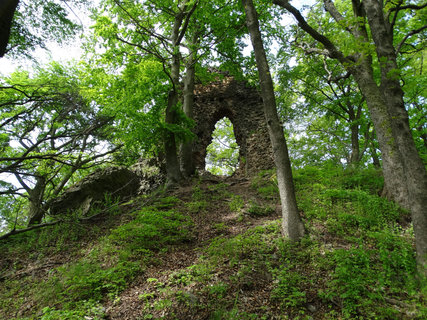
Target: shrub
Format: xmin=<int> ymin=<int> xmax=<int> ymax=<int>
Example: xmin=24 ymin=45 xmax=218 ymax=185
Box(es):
xmin=320 ymin=246 xmax=380 ymax=317
xmin=368 ymin=230 xmax=417 ymax=291
xmin=206 ymin=224 xmax=279 ymax=267
xmin=325 ymin=189 xmax=402 ymax=233
xmin=251 ymin=170 xmax=279 ymax=200
xmin=321 ymin=238 xmax=419 ymax=319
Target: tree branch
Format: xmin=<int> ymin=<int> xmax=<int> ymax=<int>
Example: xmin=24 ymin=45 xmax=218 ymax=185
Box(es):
xmin=112 ymin=0 xmax=170 ymax=45
xmin=0 ymin=220 xmax=62 ymax=241
xmin=396 ymin=25 xmax=427 ymax=55
xmin=389 ymin=2 xmax=427 ymax=12
xmin=273 ymin=0 xmax=349 ymax=64
xmin=176 ymin=0 xmax=199 ymax=46
xmin=115 ymin=35 xmax=166 ymax=62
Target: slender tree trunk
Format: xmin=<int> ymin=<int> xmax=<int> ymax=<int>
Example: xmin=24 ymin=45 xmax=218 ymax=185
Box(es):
xmin=242 ymin=0 xmax=304 ymax=241
xmin=348 ymin=106 xmax=360 ymax=165
xmin=165 ymin=91 xmax=183 ymax=185
xmin=164 ymin=12 xmax=185 ymax=185
xmin=180 ymin=33 xmax=198 ymax=177
xmin=349 ymin=124 xmax=360 ymax=164
xmin=370 ymin=143 xmax=381 ymax=168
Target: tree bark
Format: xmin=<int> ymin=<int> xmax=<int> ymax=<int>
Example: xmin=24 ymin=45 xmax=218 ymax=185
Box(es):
xmin=348 ymin=106 xmax=361 ymax=165
xmin=164 ymin=10 xmax=185 ymax=185
xmin=274 ymin=0 xmax=427 ymax=271
xmin=27 ymin=176 xmax=46 ymax=226
xmin=350 ymin=61 xmax=410 ymax=207
xmin=0 ymin=0 xmax=19 ymax=57
xmin=180 ymin=32 xmax=198 ymax=177
xmin=363 ymin=0 xmax=427 ymax=269
xmin=164 ymin=85 xmax=184 ymax=185
xmin=242 ymin=0 xmax=305 ymax=241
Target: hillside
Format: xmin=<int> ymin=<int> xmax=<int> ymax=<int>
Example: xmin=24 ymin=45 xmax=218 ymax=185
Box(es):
xmin=0 ymin=166 xmax=425 ymax=320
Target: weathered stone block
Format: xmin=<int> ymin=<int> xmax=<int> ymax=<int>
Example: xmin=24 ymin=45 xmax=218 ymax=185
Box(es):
xmin=48 ymin=167 xmax=140 ymax=215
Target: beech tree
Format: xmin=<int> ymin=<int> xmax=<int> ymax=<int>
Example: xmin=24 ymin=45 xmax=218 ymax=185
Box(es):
xmin=89 ymin=0 xmax=203 ymax=184
xmin=88 ymin=0 xmax=251 ymax=182
xmin=276 ymin=48 xmax=375 ymax=167
xmin=241 ymin=0 xmax=305 ymax=241
xmin=180 ymin=30 xmax=200 ymax=177
xmin=273 ymin=0 xmax=427 ymax=268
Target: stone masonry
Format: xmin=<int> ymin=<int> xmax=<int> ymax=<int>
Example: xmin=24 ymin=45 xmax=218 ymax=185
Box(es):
xmin=192 ymin=76 xmax=274 ymax=176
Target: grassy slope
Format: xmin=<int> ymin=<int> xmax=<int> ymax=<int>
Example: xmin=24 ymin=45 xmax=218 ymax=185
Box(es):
xmin=0 ymin=166 xmax=425 ymax=320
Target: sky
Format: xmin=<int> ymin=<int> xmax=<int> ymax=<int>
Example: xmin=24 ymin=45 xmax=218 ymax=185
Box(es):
xmin=0 ymin=0 xmax=317 ymax=228
xmin=0 ymin=0 xmax=316 ymax=76
xmin=0 ymin=0 xmax=95 ymax=76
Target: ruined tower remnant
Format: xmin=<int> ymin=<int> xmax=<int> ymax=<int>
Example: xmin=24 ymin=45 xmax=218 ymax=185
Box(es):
xmin=192 ymin=76 xmax=274 ymax=176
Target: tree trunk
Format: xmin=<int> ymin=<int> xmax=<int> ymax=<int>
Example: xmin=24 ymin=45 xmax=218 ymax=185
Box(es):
xmin=370 ymin=144 xmax=381 ymax=168
xmin=348 ymin=106 xmax=360 ymax=165
xmin=27 ymin=176 xmax=46 ymax=226
xmin=164 ymin=91 xmax=183 ymax=185
xmin=242 ymin=0 xmax=304 ymax=241
xmin=164 ymin=11 xmax=185 ymax=185
xmin=180 ymin=33 xmax=198 ymax=177
xmin=273 ymin=0 xmax=426 ymax=268
xmin=0 ymin=0 xmax=19 ymax=57
xmin=363 ymin=0 xmax=427 ymax=269
xmin=351 ymin=61 xmax=410 ymax=207
xmin=349 ymin=124 xmax=360 ymax=164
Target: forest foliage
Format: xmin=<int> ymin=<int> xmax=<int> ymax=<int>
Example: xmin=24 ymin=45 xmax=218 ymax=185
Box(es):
xmin=0 ymin=165 xmax=424 ymax=319
xmin=1 ymin=0 xmax=425 ymax=231
xmin=0 ymin=0 xmax=426 ymax=318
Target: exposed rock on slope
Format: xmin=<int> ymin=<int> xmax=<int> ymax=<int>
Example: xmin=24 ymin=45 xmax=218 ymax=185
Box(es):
xmin=48 ymin=166 xmax=140 ymax=215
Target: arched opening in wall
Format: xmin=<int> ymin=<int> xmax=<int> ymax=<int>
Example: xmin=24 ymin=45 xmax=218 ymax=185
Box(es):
xmin=205 ymin=117 xmax=240 ymax=176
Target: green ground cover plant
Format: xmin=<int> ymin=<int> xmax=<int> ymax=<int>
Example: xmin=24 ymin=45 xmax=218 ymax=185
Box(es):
xmin=0 ymin=167 xmax=424 ymax=320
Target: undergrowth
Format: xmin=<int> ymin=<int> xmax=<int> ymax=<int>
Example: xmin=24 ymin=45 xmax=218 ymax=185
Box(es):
xmin=0 ymin=165 xmax=425 ymax=319
xmin=0 ymin=197 xmax=194 ymax=319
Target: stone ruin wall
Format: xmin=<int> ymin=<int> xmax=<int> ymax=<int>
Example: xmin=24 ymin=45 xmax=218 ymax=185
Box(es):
xmin=191 ymin=76 xmax=274 ymax=176
xmin=47 ymin=77 xmax=275 ymax=215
